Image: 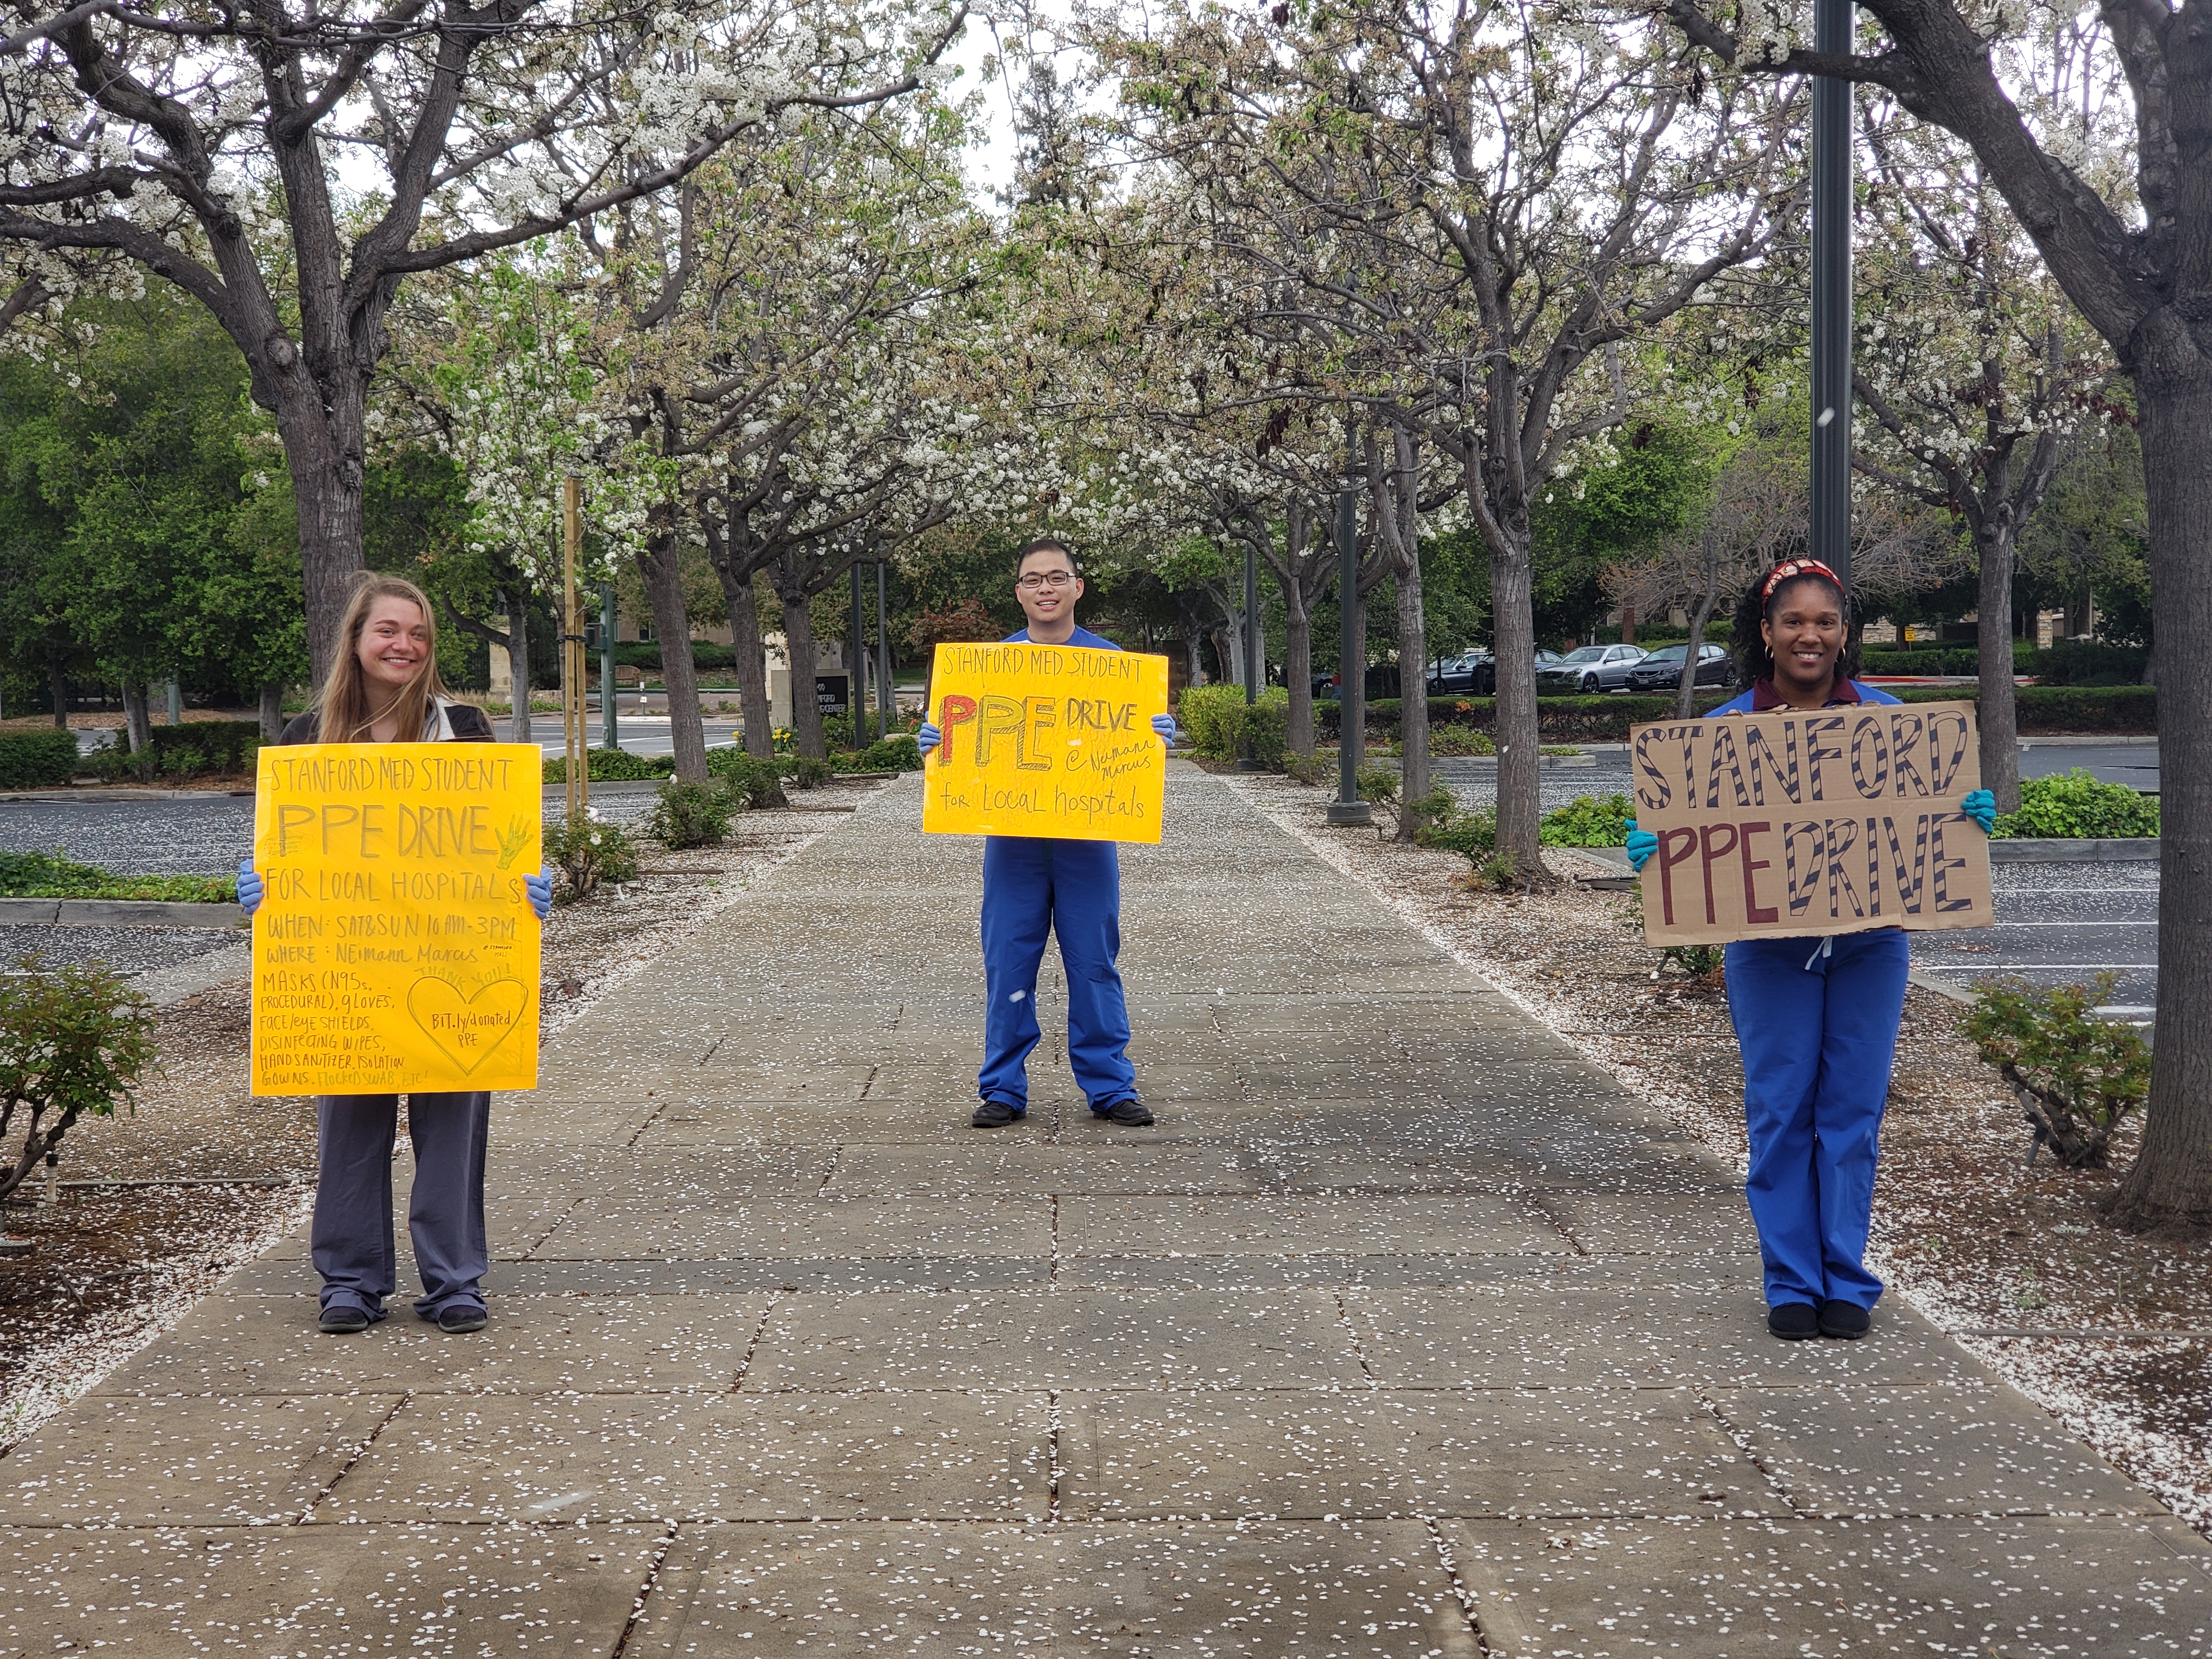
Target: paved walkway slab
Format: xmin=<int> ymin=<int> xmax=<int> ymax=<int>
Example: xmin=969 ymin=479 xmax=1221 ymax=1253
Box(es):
xmin=4 ymin=764 xmax=2207 ymax=1655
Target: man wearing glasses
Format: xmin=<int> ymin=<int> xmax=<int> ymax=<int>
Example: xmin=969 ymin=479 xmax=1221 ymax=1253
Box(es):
xmin=918 ymin=538 xmax=1178 ymax=1128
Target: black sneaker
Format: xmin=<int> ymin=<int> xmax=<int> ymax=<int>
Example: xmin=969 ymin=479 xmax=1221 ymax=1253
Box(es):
xmin=972 ymin=1099 xmax=1027 ymax=1128
xmin=1767 ymin=1301 xmax=1820 ymax=1340
xmin=1094 ymin=1099 xmax=1155 ymax=1127
xmin=1818 ymin=1300 xmax=1871 ymax=1340
xmin=318 ymin=1305 xmax=371 ymax=1335
xmin=437 ymin=1304 xmax=489 ymax=1334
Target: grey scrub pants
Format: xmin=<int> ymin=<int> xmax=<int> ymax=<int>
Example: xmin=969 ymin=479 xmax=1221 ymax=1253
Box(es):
xmin=313 ymin=1091 xmax=490 ymax=1322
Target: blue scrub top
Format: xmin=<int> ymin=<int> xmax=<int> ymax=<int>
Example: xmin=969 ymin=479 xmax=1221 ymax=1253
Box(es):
xmin=1004 ymin=625 xmax=1120 ymax=651
xmin=1709 ymin=679 xmax=1900 ymax=714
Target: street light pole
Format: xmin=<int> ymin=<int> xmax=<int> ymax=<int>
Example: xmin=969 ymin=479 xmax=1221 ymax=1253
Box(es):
xmin=600 ymin=581 xmax=618 ymax=752
xmin=849 ymin=555 xmax=870 ymax=748
xmin=1328 ymin=434 xmax=1371 ymax=826
xmin=1810 ymin=0 xmax=1854 ymax=588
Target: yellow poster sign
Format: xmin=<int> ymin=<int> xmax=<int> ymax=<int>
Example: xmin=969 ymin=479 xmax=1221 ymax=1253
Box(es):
xmin=921 ymin=642 xmax=1171 ymax=843
xmin=250 ymin=743 xmax=543 ymax=1097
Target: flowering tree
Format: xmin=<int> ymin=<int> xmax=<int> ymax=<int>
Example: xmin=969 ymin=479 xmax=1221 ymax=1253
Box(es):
xmin=0 ymin=0 xmax=963 ymax=682
xmin=1101 ymin=0 xmax=1798 ymax=874
xmin=1659 ymin=0 xmax=2212 ymax=1232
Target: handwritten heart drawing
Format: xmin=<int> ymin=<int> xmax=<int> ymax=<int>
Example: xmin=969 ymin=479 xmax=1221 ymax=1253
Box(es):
xmin=406 ymin=977 xmax=529 ymax=1075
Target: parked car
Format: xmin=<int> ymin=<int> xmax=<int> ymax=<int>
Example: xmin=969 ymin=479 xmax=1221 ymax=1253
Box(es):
xmin=1537 ymin=642 xmax=1648 ymax=695
xmin=1624 ymin=641 xmax=1735 ymax=693
xmin=1427 ymin=652 xmax=1496 ymax=695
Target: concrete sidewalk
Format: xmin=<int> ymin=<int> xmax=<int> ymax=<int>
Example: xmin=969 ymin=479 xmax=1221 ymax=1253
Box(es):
xmin=3 ymin=763 xmax=2205 ymax=1655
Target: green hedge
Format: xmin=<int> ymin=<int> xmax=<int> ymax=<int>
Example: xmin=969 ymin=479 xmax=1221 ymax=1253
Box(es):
xmin=543 ymin=748 xmax=676 ymax=783
xmin=1892 ymin=684 xmax=2156 ymax=733
xmin=1181 ymin=684 xmax=1290 ymax=769
xmin=612 ymin=641 xmax=740 ymax=673
xmin=0 ymin=730 xmax=80 ymax=789
xmin=1324 ymin=693 xmax=1737 ymax=743
xmin=1859 ymin=641 xmax=2149 ymax=685
xmin=1993 ymin=769 xmax=2159 ymax=839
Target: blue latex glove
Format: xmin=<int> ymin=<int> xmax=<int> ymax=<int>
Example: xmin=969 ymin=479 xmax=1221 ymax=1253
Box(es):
xmin=236 ymin=860 xmax=264 ymax=917
xmin=1624 ymin=820 xmax=1658 ymax=873
xmin=1961 ymin=788 xmax=1996 ymax=835
xmin=524 ymin=868 xmax=554 ymax=920
xmin=917 ymin=720 xmax=942 ymax=757
xmin=1152 ymin=714 xmax=1179 ymax=745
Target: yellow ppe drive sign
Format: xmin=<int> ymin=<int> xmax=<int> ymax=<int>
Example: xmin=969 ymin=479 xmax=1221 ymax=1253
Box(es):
xmin=920 ymin=642 xmax=1171 ymax=843
xmin=250 ymin=743 xmax=543 ymax=1096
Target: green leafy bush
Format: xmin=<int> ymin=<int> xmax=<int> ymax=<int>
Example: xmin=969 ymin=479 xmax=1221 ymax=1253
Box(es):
xmin=1430 ymin=725 xmax=1496 ymax=757
xmin=645 ymin=780 xmax=735 ymax=849
xmin=2024 ymin=640 xmax=2148 ymax=686
xmin=1891 ymin=684 xmax=2155 ymax=733
xmin=1283 ymin=749 xmax=1335 ymax=786
xmin=1323 ymin=693 xmax=1739 ymax=743
xmin=545 ymin=812 xmax=642 ymax=903
xmin=0 ymin=731 xmax=81 ymax=789
xmin=1414 ymin=797 xmax=1498 ymax=863
xmin=1963 ymin=972 xmax=2149 ymax=1167
xmin=1540 ymin=793 xmax=1634 ymax=847
xmin=543 ymin=748 xmax=675 ymax=783
xmin=1992 ymin=769 xmax=2159 ymax=839
xmin=707 ymin=749 xmax=789 ymax=808
xmin=778 ymin=754 xmax=835 ymax=789
xmin=844 ymin=734 xmax=922 ymax=772
xmin=0 ymin=956 xmax=157 ymax=1204
xmin=0 ymin=850 xmax=234 ymax=903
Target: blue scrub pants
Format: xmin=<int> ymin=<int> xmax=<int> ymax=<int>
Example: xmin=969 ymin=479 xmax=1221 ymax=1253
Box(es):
xmin=978 ymin=837 xmax=1138 ymax=1113
xmin=1723 ymin=928 xmax=1910 ymax=1312
xmin=312 ymin=1091 xmax=490 ymax=1322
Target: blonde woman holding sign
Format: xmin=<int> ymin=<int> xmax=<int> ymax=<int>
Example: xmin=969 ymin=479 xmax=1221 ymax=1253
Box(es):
xmin=237 ymin=575 xmax=553 ymax=1335
xmin=1626 ymin=560 xmax=1995 ymax=1342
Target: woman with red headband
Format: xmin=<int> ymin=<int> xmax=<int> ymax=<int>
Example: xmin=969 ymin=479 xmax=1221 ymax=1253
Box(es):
xmin=1627 ymin=559 xmax=1994 ymax=1340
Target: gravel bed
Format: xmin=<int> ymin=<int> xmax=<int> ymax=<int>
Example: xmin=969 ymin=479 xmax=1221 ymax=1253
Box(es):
xmin=1229 ymin=770 xmax=2212 ymax=1533
xmin=0 ymin=923 xmax=241 ymax=976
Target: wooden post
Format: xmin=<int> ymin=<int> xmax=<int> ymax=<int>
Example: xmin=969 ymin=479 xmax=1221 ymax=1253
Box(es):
xmin=564 ymin=476 xmax=588 ymax=823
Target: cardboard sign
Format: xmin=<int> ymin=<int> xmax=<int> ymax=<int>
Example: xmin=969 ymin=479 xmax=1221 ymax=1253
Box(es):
xmin=250 ymin=743 xmax=543 ymax=1096
xmin=1631 ymin=699 xmax=1994 ymax=947
xmin=922 ymin=642 xmax=1171 ymax=843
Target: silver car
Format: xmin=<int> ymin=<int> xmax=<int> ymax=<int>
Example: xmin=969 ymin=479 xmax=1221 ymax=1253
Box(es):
xmin=1537 ymin=642 xmax=1647 ymax=695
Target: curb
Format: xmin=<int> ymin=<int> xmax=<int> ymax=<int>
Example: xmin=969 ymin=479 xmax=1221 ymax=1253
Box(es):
xmin=0 ymin=898 xmax=244 ymax=928
xmin=1991 ymin=838 xmax=2158 ymax=863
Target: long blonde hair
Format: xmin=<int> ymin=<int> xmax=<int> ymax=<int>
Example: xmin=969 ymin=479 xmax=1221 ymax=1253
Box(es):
xmin=317 ymin=575 xmax=449 ymax=743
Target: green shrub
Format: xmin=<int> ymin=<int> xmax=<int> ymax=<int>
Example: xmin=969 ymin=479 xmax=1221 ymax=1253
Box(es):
xmin=845 ymin=734 xmax=922 ymax=772
xmin=1323 ymin=693 xmax=1740 ymax=743
xmin=645 ymin=780 xmax=735 ymax=849
xmin=1891 ymin=684 xmax=2155 ymax=733
xmin=1177 ymin=684 xmax=1248 ymax=761
xmin=1284 ymin=749 xmax=1335 ymax=786
xmin=1540 ymin=793 xmax=1634 ymax=847
xmin=1414 ymin=798 xmax=1498 ymax=863
xmin=1355 ymin=761 xmax=1401 ymax=807
xmin=543 ymin=748 xmax=675 ymax=783
xmin=0 ymin=956 xmax=157 ymax=1203
xmin=778 ymin=754 xmax=835 ymax=788
xmin=1963 ymin=972 xmax=2149 ymax=1168
xmin=707 ymin=749 xmax=789 ymax=808
xmin=149 ymin=720 xmax=260 ymax=775
xmin=1992 ymin=768 xmax=2159 ymax=839
xmin=1430 ymin=725 xmax=1496 ymax=757
xmin=0 ymin=850 xmax=235 ymax=903
xmin=2024 ymin=640 xmax=2148 ymax=686
xmin=0 ymin=731 xmax=80 ymax=789
xmin=545 ymin=811 xmax=642 ymax=902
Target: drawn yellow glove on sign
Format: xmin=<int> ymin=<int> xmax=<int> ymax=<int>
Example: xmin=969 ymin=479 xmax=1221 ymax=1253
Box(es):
xmin=922 ymin=642 xmax=1171 ymax=844
xmin=250 ymin=744 xmax=543 ymax=1096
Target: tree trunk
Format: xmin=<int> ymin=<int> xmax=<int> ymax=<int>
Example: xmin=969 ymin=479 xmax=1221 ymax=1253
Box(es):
xmin=274 ymin=387 xmax=368 ymax=690
xmin=1976 ymin=524 xmax=2022 ymax=812
xmin=257 ymin=681 xmax=286 ymax=742
xmin=723 ymin=571 xmax=775 ymax=760
xmin=1282 ymin=586 xmax=1315 ymax=757
xmin=48 ymin=656 xmax=67 ymax=729
xmin=637 ymin=539 xmax=708 ymax=783
xmin=1675 ymin=543 xmax=1722 ymax=720
xmin=782 ymin=591 xmax=827 ymax=759
xmin=1394 ymin=552 xmax=1431 ymax=840
xmin=1184 ymin=630 xmax=1207 ymax=688
xmin=1486 ymin=501 xmax=1544 ymax=872
xmin=120 ymin=682 xmax=152 ymax=776
xmin=504 ymin=589 xmax=533 ymax=746
xmin=2107 ymin=365 xmax=2212 ymax=1233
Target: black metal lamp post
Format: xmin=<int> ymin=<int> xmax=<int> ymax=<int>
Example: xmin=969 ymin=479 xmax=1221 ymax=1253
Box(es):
xmin=1810 ymin=0 xmax=1854 ymax=587
xmin=1237 ymin=537 xmax=1265 ymax=771
xmin=876 ymin=557 xmax=894 ymax=732
xmin=849 ymin=555 xmax=870 ymax=748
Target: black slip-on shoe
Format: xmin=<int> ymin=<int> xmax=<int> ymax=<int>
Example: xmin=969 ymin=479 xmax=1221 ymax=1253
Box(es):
xmin=1767 ymin=1301 xmax=1820 ymax=1340
xmin=318 ymin=1305 xmax=372 ymax=1335
xmin=972 ymin=1099 xmax=1028 ymax=1128
xmin=437 ymin=1304 xmax=489 ymax=1334
xmin=1094 ymin=1099 xmax=1155 ymax=1127
xmin=1818 ymin=1300 xmax=1871 ymax=1340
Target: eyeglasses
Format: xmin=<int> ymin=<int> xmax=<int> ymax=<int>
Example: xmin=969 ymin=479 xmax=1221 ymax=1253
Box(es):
xmin=1017 ymin=571 xmax=1076 ymax=590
